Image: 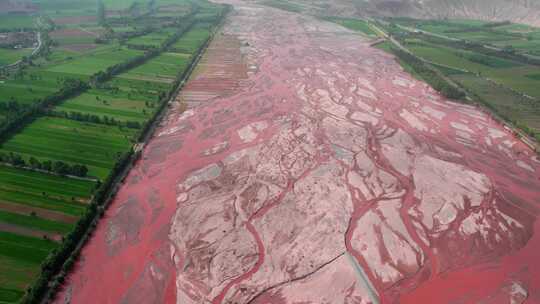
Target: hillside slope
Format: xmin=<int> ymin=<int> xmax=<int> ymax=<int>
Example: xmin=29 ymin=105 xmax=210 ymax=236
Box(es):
xmin=417 ymin=0 xmax=540 ymax=26
xmin=275 ymin=0 xmax=540 ymax=26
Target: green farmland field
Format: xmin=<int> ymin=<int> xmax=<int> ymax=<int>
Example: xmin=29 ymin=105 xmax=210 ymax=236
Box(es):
xmin=119 ymin=52 xmax=190 ymax=83
xmin=127 ymin=29 xmax=176 ymax=48
xmin=46 ymin=47 xmax=144 ymax=78
xmin=0 ymin=117 xmax=135 ymax=179
xmin=326 ymin=17 xmax=376 ymax=36
xmin=0 ymin=232 xmax=57 ymax=303
xmin=57 ymin=91 xmax=152 ymax=122
xmin=0 ymin=165 xmax=93 ymax=216
xmin=392 ymin=17 xmax=540 ymax=57
xmin=170 ymin=27 xmax=210 ymax=54
xmin=0 ymin=210 xmax=72 ymax=234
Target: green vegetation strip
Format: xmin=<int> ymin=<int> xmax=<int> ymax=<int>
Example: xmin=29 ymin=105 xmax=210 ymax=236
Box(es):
xmin=325 ymin=17 xmax=376 ymax=36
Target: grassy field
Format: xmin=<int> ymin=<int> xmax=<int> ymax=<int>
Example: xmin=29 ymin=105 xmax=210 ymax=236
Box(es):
xmin=325 ymin=17 xmax=376 ymax=37
xmin=0 ymin=117 xmax=136 ymax=179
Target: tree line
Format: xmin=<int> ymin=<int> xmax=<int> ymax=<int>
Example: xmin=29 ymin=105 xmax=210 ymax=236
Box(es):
xmin=0 ymin=152 xmax=89 ymax=177
xmin=0 ymin=78 xmax=88 ymax=144
xmin=48 ymin=110 xmax=142 ymax=129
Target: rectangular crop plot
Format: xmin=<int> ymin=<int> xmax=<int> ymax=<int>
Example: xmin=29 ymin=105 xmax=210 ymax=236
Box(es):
xmin=0 ymin=231 xmax=58 ymax=303
xmin=170 ymin=27 xmax=210 ymax=54
xmin=0 ymin=165 xmax=93 ymax=216
xmin=118 ymin=52 xmax=190 ymax=83
xmin=46 ymin=46 xmax=143 ymax=78
xmin=56 ymin=91 xmax=152 ymax=123
xmin=107 ymin=76 xmax=171 ymax=101
xmin=326 ymin=17 xmax=376 ymax=37
xmin=0 ymin=210 xmax=73 ymax=234
xmin=0 ymin=117 xmax=136 ymax=179
xmin=127 ymin=29 xmax=176 ymax=48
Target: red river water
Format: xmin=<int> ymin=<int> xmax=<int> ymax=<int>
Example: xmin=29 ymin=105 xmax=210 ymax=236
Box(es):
xmin=56 ymin=1 xmax=540 ymax=304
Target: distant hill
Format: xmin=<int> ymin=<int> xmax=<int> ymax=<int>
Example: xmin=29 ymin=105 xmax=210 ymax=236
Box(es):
xmin=274 ymin=0 xmax=540 ymax=27
xmin=375 ymin=0 xmax=540 ymax=27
